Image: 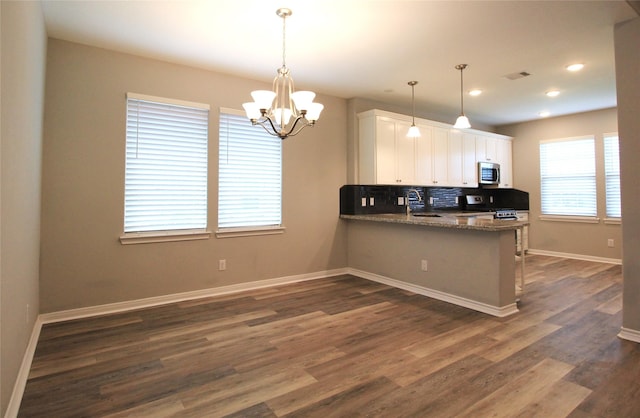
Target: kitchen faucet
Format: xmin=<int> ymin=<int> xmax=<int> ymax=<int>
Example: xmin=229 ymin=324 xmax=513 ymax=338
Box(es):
xmin=406 ymin=188 xmax=423 ymax=214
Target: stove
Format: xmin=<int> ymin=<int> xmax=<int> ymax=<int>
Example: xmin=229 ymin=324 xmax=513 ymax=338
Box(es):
xmin=493 ymin=208 xmax=518 ymax=220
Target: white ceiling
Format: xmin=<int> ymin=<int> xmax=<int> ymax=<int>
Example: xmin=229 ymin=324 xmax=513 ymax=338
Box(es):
xmin=41 ymin=0 xmax=638 ymax=127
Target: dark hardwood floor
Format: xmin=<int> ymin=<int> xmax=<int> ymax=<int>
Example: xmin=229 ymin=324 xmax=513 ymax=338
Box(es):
xmin=18 ymin=255 xmax=639 ymax=417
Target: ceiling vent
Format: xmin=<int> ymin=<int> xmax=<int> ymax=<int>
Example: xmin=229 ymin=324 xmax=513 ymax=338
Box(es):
xmin=503 ymin=71 xmax=531 ymax=80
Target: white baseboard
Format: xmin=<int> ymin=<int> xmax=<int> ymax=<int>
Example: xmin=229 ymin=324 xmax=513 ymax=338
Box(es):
xmin=40 ymin=268 xmax=349 ymax=324
xmin=348 ymin=268 xmax=519 ymax=318
xmin=618 ymin=327 xmax=640 ymax=343
xmin=527 ymin=249 xmax=622 ymax=265
xmin=5 ymin=317 xmax=44 ymax=418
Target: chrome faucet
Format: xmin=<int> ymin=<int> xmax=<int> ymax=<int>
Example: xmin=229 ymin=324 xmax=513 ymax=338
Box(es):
xmin=406 ymin=188 xmax=423 ymax=214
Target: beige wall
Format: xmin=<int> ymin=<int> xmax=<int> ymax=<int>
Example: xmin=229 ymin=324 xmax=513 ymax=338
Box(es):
xmin=615 ymin=17 xmax=640 ymax=332
xmin=40 ymin=39 xmax=348 ymax=313
xmin=498 ymin=108 xmax=622 ymax=261
xmin=0 ymin=1 xmax=46 ymax=414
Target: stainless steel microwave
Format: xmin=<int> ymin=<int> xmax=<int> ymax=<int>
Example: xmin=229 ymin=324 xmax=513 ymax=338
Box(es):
xmin=478 ymin=161 xmax=500 ymax=185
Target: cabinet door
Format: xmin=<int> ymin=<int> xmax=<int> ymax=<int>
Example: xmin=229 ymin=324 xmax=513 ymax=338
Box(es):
xmin=432 ymin=127 xmax=449 ymax=185
xmin=448 ymin=130 xmax=464 ymax=187
xmin=462 ymin=133 xmax=477 ymax=186
xmin=415 ymin=124 xmax=433 ymax=186
xmin=477 ymin=135 xmax=497 ymax=162
xmin=496 ymin=138 xmax=513 ymax=188
xmin=395 ymin=120 xmax=416 ymax=184
xmin=375 ymin=118 xmax=397 ymax=184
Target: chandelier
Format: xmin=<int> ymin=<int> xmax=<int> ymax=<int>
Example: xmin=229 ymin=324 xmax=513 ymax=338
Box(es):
xmin=243 ymin=8 xmax=323 ymax=140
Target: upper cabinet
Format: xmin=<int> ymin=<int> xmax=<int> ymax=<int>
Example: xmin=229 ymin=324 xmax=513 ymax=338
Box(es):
xmin=357 ymin=109 xmax=513 ymax=188
xmin=496 ymin=137 xmax=513 ymax=188
xmin=358 ymin=113 xmax=417 ymax=185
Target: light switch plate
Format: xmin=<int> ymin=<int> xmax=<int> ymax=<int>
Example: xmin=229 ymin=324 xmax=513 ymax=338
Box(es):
xmin=398 ymin=196 xmax=405 ymax=205
xmin=361 ymin=197 xmax=367 ymax=207
xmin=369 ymin=197 xmax=375 ymax=206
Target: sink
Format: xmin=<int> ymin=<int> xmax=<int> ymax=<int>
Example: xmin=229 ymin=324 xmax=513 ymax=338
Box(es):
xmin=412 ymin=213 xmax=441 ymax=217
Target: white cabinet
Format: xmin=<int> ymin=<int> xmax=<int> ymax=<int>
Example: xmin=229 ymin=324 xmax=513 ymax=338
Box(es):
xmin=415 ymin=125 xmax=448 ymax=186
xmin=358 ymin=113 xmax=416 ymax=185
xmin=449 ymin=132 xmax=478 ymax=187
xmin=357 ymin=109 xmax=512 ymax=188
xmin=476 ymin=135 xmax=497 ymax=162
xmin=496 ymin=138 xmax=513 ymax=188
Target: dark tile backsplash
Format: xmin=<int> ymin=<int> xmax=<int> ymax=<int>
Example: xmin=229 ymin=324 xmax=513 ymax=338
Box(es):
xmin=340 ymin=185 xmax=529 ymax=215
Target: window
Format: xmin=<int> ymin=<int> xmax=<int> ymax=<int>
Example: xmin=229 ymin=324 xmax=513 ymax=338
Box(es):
xmin=123 ymin=93 xmax=209 ymax=238
xmin=539 ymin=136 xmax=596 ymax=217
xmin=218 ymin=109 xmax=282 ymax=235
xmin=604 ymin=134 xmax=621 ymax=218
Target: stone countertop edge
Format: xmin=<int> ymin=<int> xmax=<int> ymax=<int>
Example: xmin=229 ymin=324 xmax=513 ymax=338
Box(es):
xmin=340 ymin=213 xmax=530 ymax=232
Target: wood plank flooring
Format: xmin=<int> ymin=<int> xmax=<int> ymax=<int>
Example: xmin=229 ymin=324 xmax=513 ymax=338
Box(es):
xmin=18 ymin=255 xmax=639 ymax=417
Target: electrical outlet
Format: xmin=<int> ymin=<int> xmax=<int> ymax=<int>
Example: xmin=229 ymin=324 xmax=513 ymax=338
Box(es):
xmin=608 ymin=239 xmax=614 ymax=248
xmin=455 ymin=196 xmax=459 ymax=204
xmin=429 ymin=197 xmax=434 ymax=205
xmin=421 ymin=259 xmax=428 ymax=271
xmin=369 ymin=197 xmax=375 ymax=206
xmin=398 ymin=196 xmax=405 ymax=205
xmin=361 ymin=197 xmax=367 ymax=207
xmin=219 ymin=259 xmax=226 ymax=271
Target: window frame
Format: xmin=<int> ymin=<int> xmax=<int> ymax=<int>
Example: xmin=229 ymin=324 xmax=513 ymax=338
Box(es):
xmin=603 ymin=132 xmax=621 ymax=223
xmin=216 ymin=108 xmax=285 ymax=239
xmin=120 ymin=93 xmax=211 ymax=245
xmin=539 ymin=135 xmax=598 ymax=223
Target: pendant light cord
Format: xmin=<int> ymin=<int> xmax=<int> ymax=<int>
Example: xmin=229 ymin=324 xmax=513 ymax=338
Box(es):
xmin=459 ymin=66 xmax=464 ymax=116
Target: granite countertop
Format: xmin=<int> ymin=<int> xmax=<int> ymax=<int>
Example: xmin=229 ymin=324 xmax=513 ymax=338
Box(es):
xmin=340 ymin=212 xmax=529 ymax=232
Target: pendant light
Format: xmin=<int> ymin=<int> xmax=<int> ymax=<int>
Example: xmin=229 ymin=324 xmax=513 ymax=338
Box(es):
xmin=453 ymin=64 xmax=471 ymax=129
xmin=243 ymin=8 xmax=323 ymax=140
xmin=407 ymin=81 xmax=421 ymax=138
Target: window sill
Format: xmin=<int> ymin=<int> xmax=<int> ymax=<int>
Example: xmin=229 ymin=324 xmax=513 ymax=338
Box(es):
xmin=216 ymin=225 xmax=285 ymax=238
xmin=539 ymin=215 xmax=600 ymax=224
xmin=604 ymin=217 xmax=622 ymax=225
xmin=120 ymin=230 xmax=211 ymax=245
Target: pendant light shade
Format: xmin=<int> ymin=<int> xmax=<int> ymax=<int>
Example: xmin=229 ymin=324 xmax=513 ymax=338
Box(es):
xmin=453 ymin=64 xmax=471 ymax=129
xmin=407 ymin=81 xmax=421 ymax=138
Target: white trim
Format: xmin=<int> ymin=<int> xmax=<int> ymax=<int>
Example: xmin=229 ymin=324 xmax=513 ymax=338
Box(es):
xmin=527 ymin=248 xmax=621 ymax=265
xmin=349 ymin=268 xmax=519 ymax=317
xmin=215 ymin=226 xmax=285 ymax=239
xmin=126 ymin=92 xmax=210 ymax=110
xmin=120 ymin=230 xmax=211 ymax=245
xmin=40 ymin=268 xmax=349 ymax=324
xmin=603 ymin=217 xmax=621 ymax=225
xmin=539 ymin=215 xmax=600 ymax=224
xmin=5 ymin=317 xmax=44 ymax=418
xmin=618 ymin=327 xmax=640 ymax=343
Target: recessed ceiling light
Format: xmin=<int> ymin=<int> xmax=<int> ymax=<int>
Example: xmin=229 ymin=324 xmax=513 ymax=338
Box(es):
xmin=546 ymin=90 xmax=560 ymax=97
xmin=468 ymin=89 xmax=482 ymax=96
xmin=538 ymin=111 xmax=551 ymax=117
xmin=566 ymin=63 xmax=584 ymax=72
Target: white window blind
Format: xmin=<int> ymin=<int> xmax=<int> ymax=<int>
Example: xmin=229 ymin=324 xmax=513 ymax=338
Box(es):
xmin=604 ymin=134 xmax=621 ymax=218
xmin=218 ymin=109 xmax=282 ymax=229
xmin=540 ymin=137 xmax=596 ymax=216
xmin=124 ymin=93 xmax=209 ymax=233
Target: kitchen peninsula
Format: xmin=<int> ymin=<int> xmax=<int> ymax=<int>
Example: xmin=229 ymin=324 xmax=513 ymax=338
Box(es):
xmin=341 ymin=212 xmax=529 ymax=317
